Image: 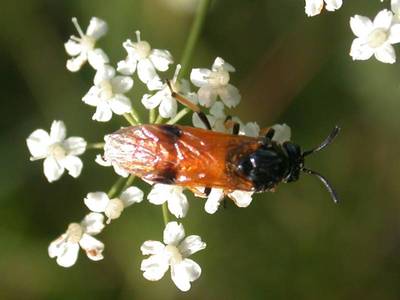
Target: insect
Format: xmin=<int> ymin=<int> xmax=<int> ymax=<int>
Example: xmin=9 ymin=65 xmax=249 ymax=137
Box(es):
xmin=104 ymin=82 xmax=340 ymax=203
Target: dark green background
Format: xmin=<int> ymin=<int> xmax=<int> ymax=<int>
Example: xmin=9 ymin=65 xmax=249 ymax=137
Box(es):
xmin=2 ymin=0 xmax=400 ymax=299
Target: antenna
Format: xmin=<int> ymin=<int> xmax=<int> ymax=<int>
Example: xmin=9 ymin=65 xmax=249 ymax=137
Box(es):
xmin=303 ymin=126 xmax=340 ymax=157
xmin=302 ymin=168 xmax=340 ymax=204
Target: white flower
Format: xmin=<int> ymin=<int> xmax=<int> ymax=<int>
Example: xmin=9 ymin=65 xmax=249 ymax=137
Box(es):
xmin=192 ymin=101 xmax=227 ymax=132
xmin=95 ymin=154 xmax=129 ymax=177
xmin=271 ymin=123 xmax=291 ymax=144
xmin=350 ymin=9 xmax=400 ymax=64
xmin=48 ymin=212 xmax=105 ymax=268
xmin=392 ymin=0 xmax=400 ymax=23
xmin=190 ymin=57 xmax=241 ymax=108
xmin=305 ymin=0 xmax=343 ymax=17
xmin=141 ymin=64 xmax=198 ymax=119
xmin=203 ymin=123 xmax=292 ymax=214
xmin=117 ymin=31 xmax=173 ymax=87
xmin=82 ymin=65 xmax=133 ymax=122
xmin=147 ymin=184 xmax=189 ymax=218
xmin=140 ymin=222 xmax=206 ymax=292
xmin=84 ymin=187 xmax=144 ymax=223
xmin=26 ymin=120 xmax=86 ymax=182
xmin=65 ymin=17 xmax=109 ymax=72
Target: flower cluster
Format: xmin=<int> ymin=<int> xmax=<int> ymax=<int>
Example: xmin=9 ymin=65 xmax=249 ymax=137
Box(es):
xmin=305 ymin=0 xmax=400 ymax=64
xmin=27 ymin=16 xmax=293 ymax=292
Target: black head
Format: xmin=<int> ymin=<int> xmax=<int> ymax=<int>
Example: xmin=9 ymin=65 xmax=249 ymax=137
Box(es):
xmin=285 ymin=126 xmax=341 ymax=203
xmin=236 ymin=126 xmax=341 ymax=204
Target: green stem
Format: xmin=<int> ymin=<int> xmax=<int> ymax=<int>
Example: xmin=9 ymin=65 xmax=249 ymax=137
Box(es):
xmin=178 ymin=0 xmax=212 ymax=81
xmin=162 ymin=202 xmax=170 ymax=225
xmin=149 ymin=108 xmax=156 ymax=124
xmin=108 ymin=177 xmax=126 ymax=198
xmin=86 ymin=142 xmax=105 ymax=149
xmin=122 ymin=175 xmax=136 ymax=190
xmin=130 ymin=107 xmax=142 ymax=124
xmin=155 ymin=115 xmax=164 ymax=124
xmin=166 ymin=107 xmax=191 ymax=125
xmin=123 ymin=113 xmax=137 ymax=126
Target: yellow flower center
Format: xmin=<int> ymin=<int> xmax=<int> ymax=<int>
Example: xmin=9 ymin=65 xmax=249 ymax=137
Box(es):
xmin=135 ymin=41 xmax=151 ymax=59
xmin=49 ymin=143 xmax=66 ymax=160
xmin=165 ymin=244 xmax=183 ymax=264
xmin=104 ymin=198 xmax=124 ymax=223
xmin=67 ymin=223 xmax=83 ymax=243
xmin=367 ymin=28 xmax=388 ymax=48
xmin=208 ymin=70 xmax=230 ymax=86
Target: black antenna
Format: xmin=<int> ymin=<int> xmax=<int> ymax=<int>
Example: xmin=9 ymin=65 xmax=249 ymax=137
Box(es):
xmin=303 ymin=126 xmax=341 ymax=157
xmin=302 ymin=168 xmax=340 ymax=204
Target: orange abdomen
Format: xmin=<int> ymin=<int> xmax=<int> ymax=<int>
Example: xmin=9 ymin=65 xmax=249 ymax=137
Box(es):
xmin=104 ymin=125 xmax=263 ymax=191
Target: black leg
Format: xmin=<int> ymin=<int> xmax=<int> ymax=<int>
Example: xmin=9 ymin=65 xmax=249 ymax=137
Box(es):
xmin=224 ymin=115 xmax=240 ymax=135
xmin=204 ymin=187 xmax=211 ymax=196
xmin=265 ymin=128 xmax=275 ymax=140
xmin=198 ymin=112 xmax=212 ymax=130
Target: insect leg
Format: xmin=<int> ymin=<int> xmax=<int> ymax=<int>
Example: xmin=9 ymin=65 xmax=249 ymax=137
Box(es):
xmin=166 ymin=80 xmax=212 ymax=130
xmin=224 ymin=116 xmax=240 ymax=135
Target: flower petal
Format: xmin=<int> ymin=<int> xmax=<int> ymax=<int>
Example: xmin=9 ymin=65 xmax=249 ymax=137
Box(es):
xmin=147 ymin=184 xmax=169 ymax=205
xmin=48 ymin=233 xmax=68 ymax=258
xmin=111 ymin=76 xmax=134 ymax=94
xmin=228 ymin=190 xmax=254 ymax=208
xmin=149 ymin=49 xmax=174 ymax=72
xmin=373 ymin=9 xmax=393 ymax=31
xmin=240 ymin=122 xmax=260 ymax=137
xmin=120 ymin=186 xmax=144 ymax=207
xmin=81 ymin=212 xmax=105 ymax=235
xmin=95 ymin=154 xmax=111 ymax=166
xmin=324 ymin=0 xmax=342 ymax=11
xmin=79 ymin=233 xmax=104 ymax=261
xmin=305 ymin=0 xmax=324 ymax=17
xmin=60 ymin=155 xmax=83 ymax=178
xmin=26 ymin=129 xmax=50 ymax=160
xmin=82 ymin=86 xmax=101 ymax=107
xmin=271 ymin=123 xmax=291 ymax=144
xmin=350 ymin=15 xmax=373 ymax=38
xmin=141 ymin=91 xmax=164 ymax=110
xmin=141 ymin=254 xmax=169 ymax=281
xmin=197 ymin=86 xmax=218 ymax=107
xmin=204 ymin=188 xmax=224 ymax=214
xmin=109 ymin=95 xmax=132 ymax=115
xmin=141 ymin=240 xmax=165 ymax=255
xmin=117 ymin=58 xmax=137 ymax=75
xmin=388 ymin=24 xmax=400 ymax=44
xmin=94 ymin=65 xmax=115 ymax=85
xmin=66 ymin=53 xmax=87 ymax=72
xmin=167 ymin=189 xmax=188 ymax=218
xmin=209 ymin=101 xmax=226 ymax=118
xmin=84 ymin=192 xmax=110 ymax=213
xmin=178 ymin=235 xmax=206 ymax=257
xmin=218 ymin=84 xmax=241 ymax=108
xmin=392 ymin=0 xmax=400 ymax=17
xmin=190 ymin=68 xmax=212 ymax=87
xmin=163 ymin=221 xmax=185 ymax=245
xmin=374 ymin=44 xmax=396 ymax=64
xmin=171 ymin=259 xmax=201 ymax=292
xmin=159 ymin=97 xmax=177 ymax=119
xmin=43 ymin=156 xmax=64 ymax=182
xmin=64 ymin=39 xmax=82 ymax=56
xmin=192 ymin=112 xmax=216 ymax=130
xmin=64 ymin=137 xmax=87 ymax=156
xmin=54 ymin=241 xmax=80 ymax=268
xmin=349 ymin=38 xmax=374 ymax=61
xmin=86 ymin=17 xmax=108 ymax=39
xmin=137 ymin=58 xmax=157 ymax=84
xmin=50 ymin=120 xmax=66 ymax=143
xmin=212 ymin=57 xmax=235 ymax=72
xmin=92 ymin=100 xmax=113 ymax=122
xmin=87 ymin=49 xmax=109 ymax=70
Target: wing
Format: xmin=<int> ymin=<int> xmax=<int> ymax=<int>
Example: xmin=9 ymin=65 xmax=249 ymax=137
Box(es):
xmin=104 ymin=125 xmax=262 ymax=191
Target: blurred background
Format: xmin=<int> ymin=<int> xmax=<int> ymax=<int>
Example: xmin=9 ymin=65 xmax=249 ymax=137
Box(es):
xmin=2 ymin=0 xmax=400 ymax=299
